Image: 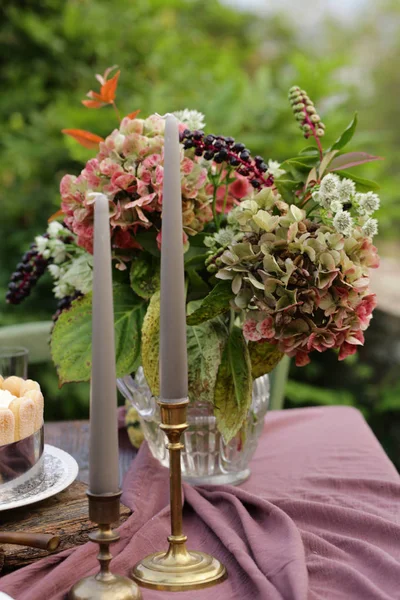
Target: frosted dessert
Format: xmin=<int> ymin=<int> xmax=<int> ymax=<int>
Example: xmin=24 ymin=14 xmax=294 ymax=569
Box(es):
xmin=0 ymin=376 xmax=44 ymax=446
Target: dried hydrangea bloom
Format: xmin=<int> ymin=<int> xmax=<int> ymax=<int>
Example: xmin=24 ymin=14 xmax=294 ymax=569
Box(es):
xmin=214 ymin=187 xmax=379 ymax=366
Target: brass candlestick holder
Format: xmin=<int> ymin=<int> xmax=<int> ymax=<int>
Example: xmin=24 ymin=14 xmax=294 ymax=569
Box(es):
xmin=132 ymin=398 xmax=227 ymax=591
xmin=69 ymin=491 xmax=142 ymax=600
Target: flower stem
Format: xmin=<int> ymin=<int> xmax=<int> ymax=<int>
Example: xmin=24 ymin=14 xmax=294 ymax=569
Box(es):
xmin=112 ymin=101 xmax=121 ymax=122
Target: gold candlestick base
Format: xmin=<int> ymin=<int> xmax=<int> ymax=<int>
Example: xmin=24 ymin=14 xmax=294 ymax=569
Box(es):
xmin=132 ymin=399 xmax=227 ymax=591
xmin=69 ymin=491 xmax=142 ymax=600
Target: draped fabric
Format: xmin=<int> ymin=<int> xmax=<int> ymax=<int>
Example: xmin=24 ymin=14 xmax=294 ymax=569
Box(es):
xmin=2 ymin=406 xmax=400 ymax=600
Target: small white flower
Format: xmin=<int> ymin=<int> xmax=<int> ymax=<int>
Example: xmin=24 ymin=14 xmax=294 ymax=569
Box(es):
xmin=173 ymin=109 xmax=206 ymax=130
xmin=313 ymin=189 xmax=339 ymax=210
xmin=54 ymin=281 xmax=73 ymax=299
xmin=356 ymin=191 xmax=380 ymax=216
xmin=320 ymin=173 xmax=340 ymax=196
xmin=47 ymin=221 xmax=64 ymax=238
xmin=49 ymin=239 xmax=67 ymax=264
xmin=333 ymin=210 xmax=354 ymax=237
xmin=267 ymin=160 xmax=285 ymax=179
xmin=338 ymin=178 xmax=356 ymax=202
xmin=48 ymin=264 xmax=61 ymax=278
xmin=362 ymin=218 xmax=378 ymax=238
xmin=330 ymin=200 xmax=343 ymax=213
xmin=42 ymin=249 xmax=51 ymax=259
xmin=35 ymin=235 xmax=48 ymax=254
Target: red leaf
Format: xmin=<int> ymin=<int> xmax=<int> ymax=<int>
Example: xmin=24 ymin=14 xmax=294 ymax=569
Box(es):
xmin=82 ymin=99 xmax=104 ymax=109
xmin=329 ymin=152 xmax=384 ymax=172
xmin=62 ymin=129 xmax=104 ymax=149
xmin=126 ymin=109 xmax=141 ymax=120
xmin=100 ymin=70 xmax=120 ymax=103
xmin=48 ymin=209 xmax=64 ymax=223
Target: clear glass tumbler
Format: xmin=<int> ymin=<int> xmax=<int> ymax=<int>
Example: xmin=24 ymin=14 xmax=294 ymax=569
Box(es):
xmin=0 ymin=347 xmax=29 ymax=379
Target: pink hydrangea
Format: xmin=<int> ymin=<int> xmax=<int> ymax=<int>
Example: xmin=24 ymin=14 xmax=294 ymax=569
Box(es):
xmin=60 ymin=115 xmax=213 ymax=253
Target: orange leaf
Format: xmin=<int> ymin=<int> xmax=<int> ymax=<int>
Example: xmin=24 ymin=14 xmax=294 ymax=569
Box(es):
xmin=126 ymin=109 xmax=141 ymax=120
xmin=62 ymin=129 xmax=104 ymax=149
xmin=100 ymin=70 xmax=120 ymax=103
xmin=48 ymin=209 xmax=65 ymax=223
xmin=82 ymin=99 xmax=104 ymax=109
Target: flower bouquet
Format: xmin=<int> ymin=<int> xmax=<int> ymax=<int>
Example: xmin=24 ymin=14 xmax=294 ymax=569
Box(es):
xmin=7 ymin=69 xmax=381 ymax=482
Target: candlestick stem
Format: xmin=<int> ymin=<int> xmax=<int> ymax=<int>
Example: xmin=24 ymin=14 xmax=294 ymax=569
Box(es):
xmin=69 ymin=492 xmax=142 ymax=600
xmin=131 ymin=400 xmax=227 ymax=591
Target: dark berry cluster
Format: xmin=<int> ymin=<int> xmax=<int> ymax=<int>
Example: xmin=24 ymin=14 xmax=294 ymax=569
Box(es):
xmin=179 ymin=130 xmax=274 ymax=189
xmin=6 ymin=238 xmax=50 ymax=305
xmin=288 ymin=86 xmax=325 ymax=139
xmin=52 ymin=292 xmax=83 ymax=322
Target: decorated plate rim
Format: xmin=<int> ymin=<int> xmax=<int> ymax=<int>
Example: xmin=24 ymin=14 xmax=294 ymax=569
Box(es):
xmin=0 ymin=444 xmax=79 ymax=511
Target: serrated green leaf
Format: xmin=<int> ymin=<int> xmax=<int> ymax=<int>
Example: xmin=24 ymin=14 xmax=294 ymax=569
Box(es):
xmin=141 ymin=290 xmax=161 ymax=395
xmin=330 ymin=113 xmax=358 ymax=151
xmin=248 ymin=340 xmax=284 ymax=378
xmin=214 ymin=326 xmax=252 ymax=442
xmin=130 ymin=255 xmax=160 ymax=299
xmin=334 ymin=170 xmax=380 ymax=192
xmin=186 ymin=280 xmax=234 ymax=325
xmin=187 ymin=306 xmax=228 ymax=404
xmin=51 ymin=284 xmax=145 ymax=385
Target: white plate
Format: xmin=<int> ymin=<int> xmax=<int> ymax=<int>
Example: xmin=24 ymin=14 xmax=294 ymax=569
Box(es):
xmin=0 ymin=444 xmax=79 ymax=511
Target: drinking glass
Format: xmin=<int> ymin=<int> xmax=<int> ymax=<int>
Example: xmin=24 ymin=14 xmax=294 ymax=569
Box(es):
xmin=0 ymin=347 xmax=29 ymax=379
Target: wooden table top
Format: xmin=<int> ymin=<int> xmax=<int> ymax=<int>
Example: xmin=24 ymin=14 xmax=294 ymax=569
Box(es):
xmin=44 ymin=420 xmax=137 ymax=484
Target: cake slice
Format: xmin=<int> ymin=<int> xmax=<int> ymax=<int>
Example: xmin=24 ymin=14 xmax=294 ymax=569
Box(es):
xmin=24 ymin=389 xmax=44 ymax=431
xmin=9 ymin=397 xmax=36 ymax=442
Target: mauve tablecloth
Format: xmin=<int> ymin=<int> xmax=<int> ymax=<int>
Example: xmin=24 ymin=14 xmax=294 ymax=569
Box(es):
xmin=1 ymin=406 xmax=400 ymax=600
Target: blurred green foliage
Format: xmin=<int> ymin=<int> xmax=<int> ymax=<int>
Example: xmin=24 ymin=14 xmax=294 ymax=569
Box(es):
xmin=1 ymin=0 xmax=399 ymax=465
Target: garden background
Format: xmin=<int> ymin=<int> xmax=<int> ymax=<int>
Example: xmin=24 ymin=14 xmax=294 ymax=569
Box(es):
xmin=1 ymin=0 xmax=399 ymax=467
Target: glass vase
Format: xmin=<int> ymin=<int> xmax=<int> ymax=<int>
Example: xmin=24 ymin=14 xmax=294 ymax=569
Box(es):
xmin=117 ymin=368 xmax=269 ymax=486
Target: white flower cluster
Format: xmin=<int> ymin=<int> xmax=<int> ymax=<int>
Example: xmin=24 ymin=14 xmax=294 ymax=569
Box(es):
xmin=35 ymin=222 xmax=93 ymax=299
xmin=173 ymin=109 xmax=206 ymax=130
xmin=35 ymin=222 xmax=69 ymax=264
xmin=312 ymin=173 xmax=355 ymax=211
xmin=204 ymin=227 xmax=239 ymax=253
xmin=312 ymin=173 xmax=379 ymax=238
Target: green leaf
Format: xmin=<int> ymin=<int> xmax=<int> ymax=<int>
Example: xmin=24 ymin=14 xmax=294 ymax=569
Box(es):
xmin=130 ymin=255 xmax=160 ymax=299
xmin=330 ymin=113 xmax=358 ymax=151
xmin=318 ymin=150 xmax=339 ymax=178
xmin=135 ymin=231 xmax=160 ymax=257
xmin=187 ymin=268 xmax=210 ymax=296
xmin=248 ymin=341 xmax=284 ymax=379
xmin=187 ymin=307 xmax=228 ymax=405
xmin=274 ymin=178 xmax=300 ymax=202
xmin=51 ymin=284 xmax=145 ymax=385
xmin=184 ymin=245 xmax=208 ymax=268
xmin=282 ymin=155 xmax=319 ymax=169
xmin=214 ymin=326 xmax=253 ymax=442
xmin=299 ymin=145 xmax=320 ymax=155
xmin=141 ymin=290 xmax=161 ymax=396
xmin=334 ymin=170 xmax=380 ymax=192
xmin=186 ymin=280 xmax=234 ymax=325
